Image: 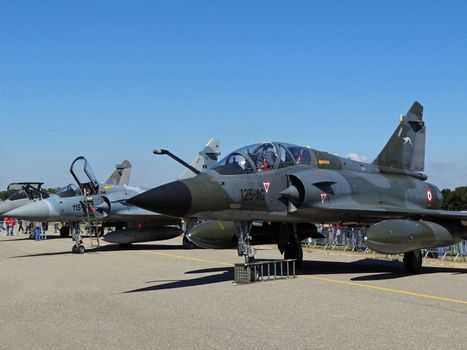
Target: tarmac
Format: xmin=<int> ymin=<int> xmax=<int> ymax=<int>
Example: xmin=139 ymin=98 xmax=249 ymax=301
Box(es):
xmin=0 ymin=232 xmax=466 ymax=350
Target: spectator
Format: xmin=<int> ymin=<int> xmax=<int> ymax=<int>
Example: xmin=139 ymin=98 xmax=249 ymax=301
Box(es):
xmin=33 ymin=222 xmax=42 ymax=241
xmin=18 ymin=219 xmax=24 ymax=233
xmin=335 ymin=226 xmax=341 ymax=244
xmin=25 ymin=221 xmax=32 ymax=235
xmin=0 ymin=218 xmax=5 ymax=232
xmin=5 ymin=217 xmax=14 ymax=236
xmin=10 ymin=217 xmax=16 ymax=235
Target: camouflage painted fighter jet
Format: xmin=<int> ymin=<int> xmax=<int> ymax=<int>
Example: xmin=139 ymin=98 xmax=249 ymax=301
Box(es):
xmin=128 ymin=102 xmax=467 ymax=273
xmin=0 ymin=182 xmax=49 ymax=217
xmin=6 ymin=139 xmax=220 ymax=252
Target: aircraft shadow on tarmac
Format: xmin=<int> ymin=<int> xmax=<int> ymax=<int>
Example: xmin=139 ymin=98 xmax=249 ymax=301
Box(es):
xmin=298 ymin=259 xmax=467 ymax=281
xmin=123 ymin=267 xmax=234 ymax=293
xmin=10 ymin=243 xmax=190 ymax=259
xmin=0 ymin=235 xmax=63 ymax=243
xmin=123 ymin=257 xmax=466 ymax=293
xmin=0 ymin=238 xmax=33 ymax=243
xmin=97 ymin=244 xmax=189 ymax=251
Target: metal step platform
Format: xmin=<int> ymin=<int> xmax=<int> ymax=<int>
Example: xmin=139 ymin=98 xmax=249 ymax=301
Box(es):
xmin=234 ymin=259 xmax=297 ymax=284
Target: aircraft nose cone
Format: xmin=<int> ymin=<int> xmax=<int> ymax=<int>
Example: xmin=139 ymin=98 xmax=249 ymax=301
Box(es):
xmin=128 ymin=181 xmax=192 ymax=217
xmin=0 ymin=202 xmax=11 ymax=216
xmin=5 ymin=200 xmax=51 ymax=220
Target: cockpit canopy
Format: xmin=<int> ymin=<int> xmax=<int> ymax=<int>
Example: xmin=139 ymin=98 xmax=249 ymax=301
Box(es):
xmin=70 ymin=156 xmax=100 ymax=195
xmin=213 ymin=142 xmax=313 ymax=175
xmin=6 ymin=182 xmax=49 ymax=201
xmin=56 ymin=184 xmax=81 ymax=198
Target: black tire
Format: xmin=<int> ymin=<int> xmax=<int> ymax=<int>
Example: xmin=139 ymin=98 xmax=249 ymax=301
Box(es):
xmin=60 ymin=226 xmax=70 ymax=238
xmin=403 ymin=250 xmax=423 ymax=274
xmin=183 ymin=236 xmax=196 ymax=249
xmin=284 ymin=243 xmax=303 ymax=268
xmin=78 ymin=245 xmax=85 ymax=254
xmin=284 ymin=243 xmax=296 ymax=260
xmin=71 ymin=245 xmax=77 ymax=253
xmin=296 ymin=245 xmax=303 ymax=268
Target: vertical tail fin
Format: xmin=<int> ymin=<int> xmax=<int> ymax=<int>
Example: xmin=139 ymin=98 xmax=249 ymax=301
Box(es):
xmin=373 ymin=101 xmax=426 ymax=172
xmin=178 ymin=139 xmax=221 ymax=180
xmin=105 ymin=160 xmax=132 ymax=186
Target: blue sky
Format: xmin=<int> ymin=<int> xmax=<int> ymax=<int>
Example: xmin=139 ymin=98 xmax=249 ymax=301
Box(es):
xmin=1 ymin=0 xmax=466 ymax=190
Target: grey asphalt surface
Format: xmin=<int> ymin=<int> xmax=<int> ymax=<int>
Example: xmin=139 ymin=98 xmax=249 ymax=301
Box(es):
xmin=0 ymin=233 xmax=466 ymax=350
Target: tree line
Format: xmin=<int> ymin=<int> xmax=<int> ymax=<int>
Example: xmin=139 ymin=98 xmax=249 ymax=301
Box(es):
xmin=441 ymin=187 xmax=467 ymax=211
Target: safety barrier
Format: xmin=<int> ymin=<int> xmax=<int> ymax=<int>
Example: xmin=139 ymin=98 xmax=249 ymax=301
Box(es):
xmin=422 ymin=241 xmax=467 ymax=262
xmin=303 ymin=227 xmax=467 ymax=261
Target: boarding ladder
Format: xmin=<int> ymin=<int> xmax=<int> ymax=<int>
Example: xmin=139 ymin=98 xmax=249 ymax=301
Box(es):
xmin=80 ymin=196 xmax=101 ymax=248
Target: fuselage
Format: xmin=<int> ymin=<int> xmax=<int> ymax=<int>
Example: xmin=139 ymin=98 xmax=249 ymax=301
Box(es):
xmin=133 ymin=143 xmax=442 ymax=226
xmin=5 ymin=184 xmax=150 ymax=222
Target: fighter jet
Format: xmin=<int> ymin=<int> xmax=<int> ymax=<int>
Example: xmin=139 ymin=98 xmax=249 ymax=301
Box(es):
xmin=7 ymin=139 xmax=221 ymax=252
xmin=5 ymin=160 xmax=134 ymax=234
xmin=128 ymin=102 xmax=467 ymax=273
xmin=0 ymin=182 xmax=49 ymax=217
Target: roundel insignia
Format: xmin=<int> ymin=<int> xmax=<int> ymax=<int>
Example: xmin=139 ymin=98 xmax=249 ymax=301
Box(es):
xmin=426 ymin=188 xmax=433 ymax=203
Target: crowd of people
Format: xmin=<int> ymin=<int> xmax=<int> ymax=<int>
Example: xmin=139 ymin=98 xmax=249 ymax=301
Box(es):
xmin=0 ymin=218 xmax=47 ymax=241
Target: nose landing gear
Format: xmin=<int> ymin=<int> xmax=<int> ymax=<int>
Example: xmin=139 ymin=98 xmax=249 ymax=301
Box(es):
xmin=234 ymin=222 xmax=256 ymax=263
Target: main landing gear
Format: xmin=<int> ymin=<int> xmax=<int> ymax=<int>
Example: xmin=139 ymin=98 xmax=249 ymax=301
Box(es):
xmin=182 ymin=219 xmax=197 ymax=250
xmin=182 ymin=234 xmax=196 ymax=249
xmin=403 ymin=250 xmax=423 ymax=274
xmin=284 ymin=241 xmax=303 ymax=266
xmin=279 ymin=224 xmax=303 ymax=268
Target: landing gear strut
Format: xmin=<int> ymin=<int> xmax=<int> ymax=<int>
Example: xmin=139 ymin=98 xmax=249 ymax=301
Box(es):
xmin=279 ymin=224 xmax=303 ymax=267
xmin=403 ymin=250 xmax=423 ymax=274
xmin=234 ymin=222 xmax=256 ymax=263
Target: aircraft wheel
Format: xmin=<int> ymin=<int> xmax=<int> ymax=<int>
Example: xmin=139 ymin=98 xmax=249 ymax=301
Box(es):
xmin=183 ymin=236 xmax=196 ymax=249
xmin=297 ymin=245 xmax=303 ymax=268
xmin=60 ymin=226 xmax=70 ymax=238
xmin=78 ymin=245 xmax=86 ymax=254
xmin=284 ymin=242 xmax=303 ymax=268
xmin=403 ymin=250 xmax=422 ymax=274
xmin=284 ymin=244 xmax=295 ymax=260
